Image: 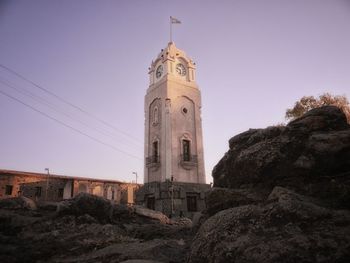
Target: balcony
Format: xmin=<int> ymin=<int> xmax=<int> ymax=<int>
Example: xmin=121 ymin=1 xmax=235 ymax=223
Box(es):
xmin=180 ymin=154 xmax=198 ymax=169
xmin=146 ymin=155 xmax=160 ymax=168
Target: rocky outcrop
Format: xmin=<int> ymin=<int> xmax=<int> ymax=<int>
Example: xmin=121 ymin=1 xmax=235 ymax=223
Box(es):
xmin=56 ymin=193 xmax=171 ymax=225
xmin=0 ymin=193 xmax=189 ymax=263
xmin=189 ymin=187 xmax=350 ymax=263
xmin=2 ymin=106 xmax=349 ymax=263
xmin=190 ymin=106 xmax=350 ymax=262
xmin=213 ymin=106 xmax=350 ymax=209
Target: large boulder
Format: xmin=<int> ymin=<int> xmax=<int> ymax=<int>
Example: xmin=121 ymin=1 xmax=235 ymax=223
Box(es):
xmin=56 ymin=193 xmax=113 ymax=223
xmin=199 ymin=107 xmax=350 ymax=262
xmin=205 ymin=187 xmax=265 ymax=216
xmin=48 ymin=238 xmax=188 ymax=263
xmin=0 ymin=196 xmax=37 ymax=210
xmin=188 ymin=187 xmax=350 ymax=263
xmin=213 ymin=106 xmax=350 ymax=209
xmin=132 ymin=205 xmax=170 ymax=224
xmin=0 ymin=210 xmax=40 ymax=236
xmin=56 ymin=194 xmax=172 ymax=226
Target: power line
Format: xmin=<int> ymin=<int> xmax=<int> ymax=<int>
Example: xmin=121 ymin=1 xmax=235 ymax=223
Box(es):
xmin=0 ymin=88 xmax=142 ymax=161
xmin=0 ymin=63 xmax=143 ymax=145
xmin=0 ymin=78 xmax=143 ymax=151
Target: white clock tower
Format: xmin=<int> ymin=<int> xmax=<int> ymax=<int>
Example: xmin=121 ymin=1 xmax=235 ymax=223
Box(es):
xmin=144 ymin=42 xmax=206 ymax=184
xmin=137 ymin=42 xmax=209 ymax=217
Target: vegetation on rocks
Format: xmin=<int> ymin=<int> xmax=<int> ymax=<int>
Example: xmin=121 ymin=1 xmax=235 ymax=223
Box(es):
xmin=286 ymin=93 xmax=350 ymax=123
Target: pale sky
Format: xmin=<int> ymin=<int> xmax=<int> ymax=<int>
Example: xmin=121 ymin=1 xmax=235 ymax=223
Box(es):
xmin=0 ymin=0 xmax=349 ymax=183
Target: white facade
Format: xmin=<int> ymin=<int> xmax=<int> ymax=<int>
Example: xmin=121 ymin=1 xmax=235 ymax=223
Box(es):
xmin=144 ymin=42 xmax=206 ymax=184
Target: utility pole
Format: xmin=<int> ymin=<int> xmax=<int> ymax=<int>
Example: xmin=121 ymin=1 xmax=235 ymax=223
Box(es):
xmin=132 ymin=172 xmax=138 ymax=184
xmin=171 ymin=175 xmax=174 ymax=216
xmin=45 ymin=168 xmax=49 ymax=201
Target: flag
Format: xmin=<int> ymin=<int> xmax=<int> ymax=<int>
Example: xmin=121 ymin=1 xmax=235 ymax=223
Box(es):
xmin=170 ymin=16 xmax=181 ymax=24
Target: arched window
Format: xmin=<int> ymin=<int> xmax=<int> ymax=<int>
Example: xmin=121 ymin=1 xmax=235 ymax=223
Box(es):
xmin=153 ymin=140 xmax=159 ymax=162
xmin=182 ymin=139 xmax=191 ymax=161
xmin=153 ymin=107 xmax=159 ymax=124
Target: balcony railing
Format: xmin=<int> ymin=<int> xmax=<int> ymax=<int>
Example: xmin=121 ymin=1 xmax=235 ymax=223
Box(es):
xmin=180 ymin=154 xmax=198 ymax=165
xmin=146 ymin=155 xmax=160 ymax=166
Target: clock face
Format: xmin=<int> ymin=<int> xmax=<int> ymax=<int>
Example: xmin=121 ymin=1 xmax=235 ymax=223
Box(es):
xmin=176 ymin=63 xmax=186 ymax=76
xmin=156 ymin=65 xmax=163 ymax=79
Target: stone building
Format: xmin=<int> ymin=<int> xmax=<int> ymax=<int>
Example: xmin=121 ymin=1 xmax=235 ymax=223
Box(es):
xmin=0 ymin=169 xmax=138 ymax=204
xmin=137 ymin=42 xmax=210 ymax=217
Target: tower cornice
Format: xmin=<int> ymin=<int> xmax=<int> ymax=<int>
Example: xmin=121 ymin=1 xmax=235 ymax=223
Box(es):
xmin=148 ymin=42 xmax=197 ymax=86
xmin=149 ymin=42 xmax=196 ymax=72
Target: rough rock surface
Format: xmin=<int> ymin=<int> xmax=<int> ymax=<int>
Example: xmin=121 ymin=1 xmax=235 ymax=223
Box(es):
xmin=55 ymin=238 xmax=187 ymax=263
xmin=2 ymin=106 xmax=350 ymax=262
xmin=56 ymin=193 xmax=171 ymax=225
xmin=56 ymin=193 xmax=114 ymax=223
xmin=205 ymin=187 xmax=265 ymax=216
xmin=0 ymin=196 xmax=37 ymax=210
xmin=120 ymin=260 xmax=164 ymax=263
xmin=213 ymin=106 xmax=350 ymax=209
xmin=189 ymin=187 xmax=350 ymax=263
xmin=0 ymin=193 xmax=191 ymax=263
xmin=190 ymin=106 xmax=350 ymax=262
xmin=133 ymin=205 xmax=170 ymax=224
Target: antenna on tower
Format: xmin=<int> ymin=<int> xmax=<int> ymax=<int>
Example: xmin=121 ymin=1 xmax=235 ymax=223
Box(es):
xmin=170 ymin=16 xmax=181 ymax=42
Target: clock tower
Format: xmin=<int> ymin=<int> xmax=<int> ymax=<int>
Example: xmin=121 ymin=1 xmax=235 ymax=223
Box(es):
xmin=145 ymin=42 xmax=206 ymax=184
xmin=137 ymin=42 xmax=209 ymax=217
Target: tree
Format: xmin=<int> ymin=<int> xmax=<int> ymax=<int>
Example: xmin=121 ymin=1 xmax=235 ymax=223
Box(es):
xmin=286 ymin=93 xmax=350 ymax=123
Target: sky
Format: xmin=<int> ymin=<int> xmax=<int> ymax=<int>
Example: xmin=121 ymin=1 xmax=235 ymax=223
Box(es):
xmin=0 ymin=0 xmax=349 ymax=184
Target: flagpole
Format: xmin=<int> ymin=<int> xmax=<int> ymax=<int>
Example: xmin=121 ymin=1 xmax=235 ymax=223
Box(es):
xmin=170 ymin=16 xmax=172 ymax=43
xmin=170 ymin=16 xmax=181 ymax=43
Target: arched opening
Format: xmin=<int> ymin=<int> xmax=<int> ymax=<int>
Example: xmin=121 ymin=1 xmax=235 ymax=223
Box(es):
xmin=92 ymin=185 xmax=103 ymax=196
xmin=78 ymin=184 xmax=87 ymax=193
xmin=107 ymin=186 xmax=118 ymax=201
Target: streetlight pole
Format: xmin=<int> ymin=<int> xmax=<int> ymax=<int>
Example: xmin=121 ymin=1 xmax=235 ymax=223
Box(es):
xmin=171 ymin=175 xmax=174 ymax=216
xmin=45 ymin=168 xmax=49 ymax=201
xmin=132 ymin=172 xmax=138 ymax=184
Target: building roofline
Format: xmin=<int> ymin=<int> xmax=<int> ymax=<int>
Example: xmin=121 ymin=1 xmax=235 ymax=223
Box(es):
xmin=0 ymin=169 xmax=139 ymax=185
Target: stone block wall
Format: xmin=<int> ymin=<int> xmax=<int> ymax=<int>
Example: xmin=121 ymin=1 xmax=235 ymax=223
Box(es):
xmin=136 ymin=181 xmax=210 ymax=218
xmin=20 ymin=177 xmax=67 ymax=202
